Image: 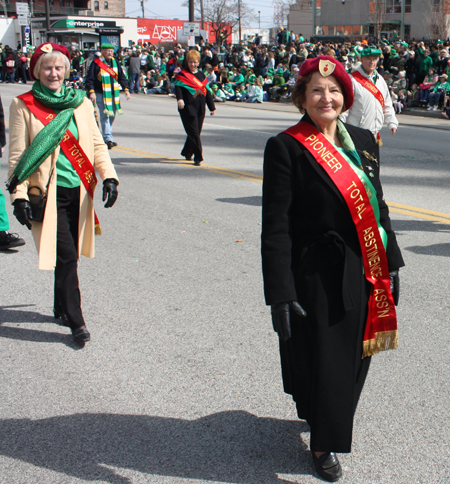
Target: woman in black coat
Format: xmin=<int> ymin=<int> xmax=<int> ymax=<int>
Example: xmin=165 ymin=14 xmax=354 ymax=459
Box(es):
xmin=174 ymin=49 xmax=215 ymax=166
xmin=261 ymin=56 xmax=404 ymax=482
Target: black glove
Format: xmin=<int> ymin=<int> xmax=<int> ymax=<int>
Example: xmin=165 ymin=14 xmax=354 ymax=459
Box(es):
xmin=389 ymin=270 xmax=400 ymax=306
xmin=102 ymin=178 xmax=118 ymax=208
xmin=270 ymin=301 xmax=307 ymax=342
xmin=13 ymin=199 xmax=32 ymax=230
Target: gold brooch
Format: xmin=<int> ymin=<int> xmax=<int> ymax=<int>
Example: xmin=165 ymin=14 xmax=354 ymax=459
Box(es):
xmin=41 ymin=44 xmax=53 ymax=53
xmin=363 ymin=150 xmax=378 ymax=165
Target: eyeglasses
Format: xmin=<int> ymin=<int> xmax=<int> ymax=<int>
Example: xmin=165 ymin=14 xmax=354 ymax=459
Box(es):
xmin=188 ymin=61 xmax=199 ymax=64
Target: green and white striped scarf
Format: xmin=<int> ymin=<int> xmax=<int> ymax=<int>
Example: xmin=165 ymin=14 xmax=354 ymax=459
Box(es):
xmin=99 ymin=56 xmax=122 ymax=117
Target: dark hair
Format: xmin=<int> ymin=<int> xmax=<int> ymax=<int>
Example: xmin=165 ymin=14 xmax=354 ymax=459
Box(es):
xmin=291 ymin=73 xmax=312 ymax=113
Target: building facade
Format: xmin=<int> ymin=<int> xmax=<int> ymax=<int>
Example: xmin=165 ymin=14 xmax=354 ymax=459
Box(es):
xmin=0 ymin=0 xmax=129 ymax=49
xmin=288 ymin=0 xmax=450 ymax=41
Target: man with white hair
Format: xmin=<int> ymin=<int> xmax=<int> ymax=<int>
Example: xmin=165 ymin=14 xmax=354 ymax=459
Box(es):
xmin=340 ymin=47 xmax=398 ymax=145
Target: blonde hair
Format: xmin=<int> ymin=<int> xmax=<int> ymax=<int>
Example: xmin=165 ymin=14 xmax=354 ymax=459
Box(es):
xmin=33 ymin=51 xmax=70 ymax=80
xmin=186 ymin=49 xmax=201 ymax=63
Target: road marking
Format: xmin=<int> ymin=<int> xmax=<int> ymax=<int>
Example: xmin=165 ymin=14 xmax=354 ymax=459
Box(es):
xmin=115 ymin=145 xmax=450 ymax=226
xmin=203 ymin=122 xmax=275 ymax=136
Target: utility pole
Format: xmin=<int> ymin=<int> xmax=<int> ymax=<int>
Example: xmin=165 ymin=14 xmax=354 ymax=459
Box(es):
xmin=238 ymin=0 xmax=241 ymax=42
xmin=258 ymin=10 xmax=260 ymax=29
xmin=312 ymin=0 xmax=316 ymax=37
xmin=45 ymin=0 xmax=50 ymax=40
xmin=200 ymin=0 xmax=204 ymax=30
xmin=141 ymin=0 xmax=144 ymax=18
xmin=400 ymin=0 xmax=405 ymax=39
xmin=189 ymin=0 xmax=194 ymax=22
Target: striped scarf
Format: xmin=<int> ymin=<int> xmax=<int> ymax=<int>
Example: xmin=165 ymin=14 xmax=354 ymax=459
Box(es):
xmin=98 ymin=56 xmax=122 ymax=117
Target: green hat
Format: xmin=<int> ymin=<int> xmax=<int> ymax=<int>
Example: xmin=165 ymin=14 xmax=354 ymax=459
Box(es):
xmin=275 ymin=68 xmax=284 ymax=75
xmin=390 ymin=49 xmax=397 ymax=55
xmin=361 ymin=48 xmax=381 ymax=57
xmin=437 ymin=40 xmax=444 ymax=44
xmin=401 ymin=41 xmax=408 ymax=47
xmin=267 ymin=67 xmax=274 ymax=76
xmin=248 ymin=74 xmax=256 ymax=84
xmin=101 ymin=43 xmax=115 ymax=50
xmin=212 ymin=84 xmax=218 ymax=89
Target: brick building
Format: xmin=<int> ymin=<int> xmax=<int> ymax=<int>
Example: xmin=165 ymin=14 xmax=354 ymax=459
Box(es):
xmin=288 ymin=0 xmax=450 ymax=41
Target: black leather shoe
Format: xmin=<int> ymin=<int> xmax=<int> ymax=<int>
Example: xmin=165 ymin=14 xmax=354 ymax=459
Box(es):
xmin=72 ymin=327 xmax=91 ymax=343
xmin=106 ymin=141 xmax=115 ymax=149
xmin=0 ymin=232 xmax=25 ymax=250
xmin=312 ymin=452 xmax=342 ymax=482
xmin=183 ymin=154 xmax=192 ymax=161
xmin=193 ymin=160 xmax=201 ymax=166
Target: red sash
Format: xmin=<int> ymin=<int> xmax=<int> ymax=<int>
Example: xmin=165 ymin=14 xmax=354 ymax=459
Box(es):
xmin=351 ymin=70 xmax=385 ymax=108
xmin=18 ymin=91 xmax=102 ymax=234
xmin=94 ymin=58 xmax=118 ymax=81
xmin=284 ymin=121 xmax=398 ymax=358
xmin=176 ymin=69 xmax=208 ymax=96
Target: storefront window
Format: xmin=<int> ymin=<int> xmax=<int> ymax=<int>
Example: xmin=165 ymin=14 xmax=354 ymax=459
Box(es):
xmin=336 ymin=25 xmax=344 ymax=35
xmin=385 ymin=0 xmax=411 ymax=14
xmin=94 ymin=0 xmax=99 ymax=9
xmin=344 ymin=25 xmax=351 ymax=35
xmin=352 ymin=25 xmax=361 ymax=35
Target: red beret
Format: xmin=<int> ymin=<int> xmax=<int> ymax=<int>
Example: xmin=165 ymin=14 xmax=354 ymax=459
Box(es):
xmin=30 ymin=43 xmax=71 ymax=81
xmin=298 ymin=55 xmax=354 ymax=111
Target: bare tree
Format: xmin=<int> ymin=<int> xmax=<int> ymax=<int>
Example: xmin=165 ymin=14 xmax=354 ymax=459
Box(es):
xmin=273 ymin=0 xmax=296 ymax=28
xmin=423 ymin=0 xmax=450 ymax=40
xmin=367 ymin=0 xmax=388 ymax=40
xmin=182 ymin=0 xmax=255 ymax=49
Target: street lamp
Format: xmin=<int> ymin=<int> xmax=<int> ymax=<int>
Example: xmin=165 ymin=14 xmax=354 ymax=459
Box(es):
xmin=258 ymin=10 xmax=261 ymax=29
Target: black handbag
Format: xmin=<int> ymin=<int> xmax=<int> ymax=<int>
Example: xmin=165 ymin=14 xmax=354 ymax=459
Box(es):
xmin=27 ymin=169 xmax=53 ymax=222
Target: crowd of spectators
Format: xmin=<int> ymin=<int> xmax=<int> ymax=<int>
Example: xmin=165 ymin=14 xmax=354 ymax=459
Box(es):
xmin=3 ymin=32 xmax=450 ymax=115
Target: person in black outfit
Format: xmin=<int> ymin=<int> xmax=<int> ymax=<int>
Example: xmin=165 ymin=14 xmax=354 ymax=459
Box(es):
xmin=175 ymin=49 xmax=215 ymax=166
xmin=261 ymin=56 xmax=404 ymax=482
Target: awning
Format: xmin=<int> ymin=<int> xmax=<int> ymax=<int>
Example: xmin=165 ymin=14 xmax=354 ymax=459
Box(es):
xmin=41 ymin=30 xmax=99 ymax=35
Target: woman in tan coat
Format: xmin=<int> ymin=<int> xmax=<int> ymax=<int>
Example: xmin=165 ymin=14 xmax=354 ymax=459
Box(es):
xmin=8 ymin=43 xmax=119 ymax=344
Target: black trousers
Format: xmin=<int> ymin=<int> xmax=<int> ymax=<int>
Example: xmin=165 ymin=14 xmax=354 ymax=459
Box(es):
xmin=179 ymin=109 xmax=205 ymax=162
xmin=53 ymin=186 xmax=85 ymax=330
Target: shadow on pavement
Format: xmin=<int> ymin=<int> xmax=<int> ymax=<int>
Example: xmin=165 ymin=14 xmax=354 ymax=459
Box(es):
xmin=0 ymin=306 xmax=83 ymax=349
xmin=216 ymin=196 xmax=262 ymax=207
xmin=404 ymin=242 xmax=450 ymax=257
xmin=0 ymin=411 xmax=310 ymax=483
xmin=390 ymin=219 xmax=450 ymax=234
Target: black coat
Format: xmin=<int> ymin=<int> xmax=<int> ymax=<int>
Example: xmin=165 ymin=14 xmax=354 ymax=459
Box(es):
xmin=261 ymin=116 xmax=404 ymax=452
xmin=84 ymin=57 xmax=128 ymax=94
xmin=0 ymin=94 xmax=5 ymax=157
xmin=175 ymin=71 xmax=215 ymax=117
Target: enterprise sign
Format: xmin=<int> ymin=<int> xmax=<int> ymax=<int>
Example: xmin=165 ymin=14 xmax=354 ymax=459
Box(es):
xmin=50 ymin=19 xmax=117 ymax=29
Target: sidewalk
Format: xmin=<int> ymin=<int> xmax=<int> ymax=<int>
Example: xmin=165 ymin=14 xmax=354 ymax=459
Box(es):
xmin=218 ymin=98 xmax=450 ymax=130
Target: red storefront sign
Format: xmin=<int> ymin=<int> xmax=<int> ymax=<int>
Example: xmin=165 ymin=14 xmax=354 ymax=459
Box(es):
xmin=137 ymin=19 xmax=230 ymax=44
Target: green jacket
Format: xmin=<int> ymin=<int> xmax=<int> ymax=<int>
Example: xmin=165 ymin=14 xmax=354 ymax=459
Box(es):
xmin=417 ymin=47 xmax=434 ymax=75
xmin=433 ymin=81 xmax=450 ymax=93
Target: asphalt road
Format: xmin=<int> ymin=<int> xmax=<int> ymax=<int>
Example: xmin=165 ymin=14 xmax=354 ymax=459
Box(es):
xmin=1 ymin=84 xmax=449 ymax=484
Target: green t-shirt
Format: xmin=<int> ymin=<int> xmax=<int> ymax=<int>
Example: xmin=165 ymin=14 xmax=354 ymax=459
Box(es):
xmin=41 ymin=84 xmax=81 ymax=188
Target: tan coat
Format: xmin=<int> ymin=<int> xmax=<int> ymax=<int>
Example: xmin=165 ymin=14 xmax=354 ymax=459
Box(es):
xmin=8 ymin=97 xmax=119 ymax=270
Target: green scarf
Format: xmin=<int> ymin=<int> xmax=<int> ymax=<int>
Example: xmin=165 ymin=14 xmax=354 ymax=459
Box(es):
xmin=98 ymin=56 xmax=122 ymax=117
xmin=7 ymin=82 xmax=85 ymax=193
xmin=336 ymin=120 xmax=388 ymax=249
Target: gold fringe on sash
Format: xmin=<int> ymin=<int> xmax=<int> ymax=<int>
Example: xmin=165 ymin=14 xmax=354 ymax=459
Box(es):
xmin=95 ymin=224 xmax=102 ymax=235
xmin=376 ymin=133 xmax=383 ymax=146
xmin=362 ymin=330 xmax=398 ymax=358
